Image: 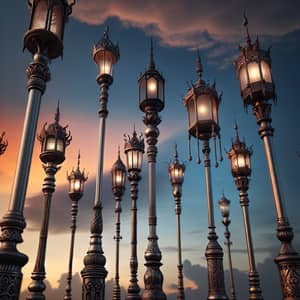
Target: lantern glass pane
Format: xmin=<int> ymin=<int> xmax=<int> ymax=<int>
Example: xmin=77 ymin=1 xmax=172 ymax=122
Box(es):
xmin=158 ymin=79 xmax=164 ymax=101
xmin=248 ymin=62 xmax=262 ymax=83
xmin=32 ymin=0 xmax=48 ymax=30
xmin=138 ymin=151 xmax=143 ymax=170
xmin=188 ymin=99 xmax=196 ymax=127
xmin=74 ymin=179 xmax=81 ymax=192
xmin=46 ymin=137 xmax=56 ymax=151
xmin=115 ymin=170 xmax=123 ymax=187
xmin=237 ymin=154 xmax=246 ymax=169
xmin=56 ymin=139 xmax=64 ymax=152
xmin=139 ymin=77 xmax=146 ymax=102
xmin=50 ymin=4 xmax=63 ymax=39
xmin=246 ymin=155 xmax=251 ymax=169
xmin=239 ymin=66 xmax=248 ymax=90
xmin=147 ymin=77 xmax=157 ymax=98
xmin=220 ymin=202 xmax=229 ymax=217
xmin=211 ymin=97 xmax=218 ymax=124
xmin=261 ymin=61 xmax=272 ymax=83
xmin=196 ymin=94 xmax=212 ymax=122
xmin=99 ymin=51 xmax=113 ymax=76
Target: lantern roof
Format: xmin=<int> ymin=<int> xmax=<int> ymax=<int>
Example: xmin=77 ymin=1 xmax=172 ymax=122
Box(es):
xmin=93 ymin=26 xmax=120 ymax=64
xmin=111 ymin=147 xmax=126 ymax=174
xmin=38 ymin=102 xmax=72 ymax=146
xmin=67 ymin=151 xmax=88 ymax=182
xmin=124 ymin=126 xmax=144 ymax=153
xmin=168 ymin=144 xmax=185 ymax=176
xmin=219 ymin=193 xmax=230 ymax=207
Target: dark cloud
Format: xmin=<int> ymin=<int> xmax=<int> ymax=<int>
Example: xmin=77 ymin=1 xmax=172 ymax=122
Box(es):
xmin=161 ymin=246 xmax=198 ymax=253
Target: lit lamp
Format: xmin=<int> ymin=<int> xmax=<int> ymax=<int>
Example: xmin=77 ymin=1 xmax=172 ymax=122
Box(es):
xmin=27 ymin=104 xmax=71 ymax=299
xmin=81 ymin=27 xmax=120 ymax=300
xmin=64 ymin=152 xmax=88 ymax=300
xmin=138 ymin=39 xmax=166 ymax=300
xmin=0 ymin=132 xmax=8 ymax=155
xmin=227 ymin=123 xmax=263 ymax=299
xmin=124 ymin=127 xmax=144 ymax=300
xmin=183 ymin=52 xmax=227 ymax=300
xmin=168 ymin=144 xmax=185 ymax=300
xmin=111 ymin=150 xmax=126 ymax=300
xmin=218 ymin=195 xmax=236 ymax=300
xmin=234 ymin=16 xmax=300 ymax=299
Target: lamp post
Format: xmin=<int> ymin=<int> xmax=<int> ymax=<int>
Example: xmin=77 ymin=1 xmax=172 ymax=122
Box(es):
xmin=27 ymin=105 xmax=72 ymax=300
xmin=64 ymin=152 xmax=88 ymax=300
xmin=219 ymin=195 xmax=236 ymax=300
xmin=234 ymin=16 xmax=300 ymax=299
xmin=183 ymin=53 xmax=227 ymax=300
xmin=226 ymin=123 xmax=263 ymax=299
xmin=81 ymin=27 xmax=120 ymax=300
xmin=168 ymin=144 xmax=186 ymax=300
xmin=0 ymin=132 xmax=8 ymax=155
xmin=124 ymin=127 xmax=145 ymax=300
xmin=139 ymin=40 xmax=166 ymax=300
xmin=0 ymin=2 xmax=74 ymax=298
xmin=111 ymin=149 xmax=126 ymax=300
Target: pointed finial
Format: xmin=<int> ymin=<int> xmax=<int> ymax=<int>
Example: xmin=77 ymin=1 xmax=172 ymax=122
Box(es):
xmin=55 ymin=100 xmax=60 ymax=123
xmin=77 ymin=150 xmax=81 ymax=170
xmin=104 ymin=25 xmax=109 ymax=39
xmin=196 ymin=49 xmax=203 ymax=79
xmin=117 ymin=145 xmax=121 ymax=159
xmin=234 ymin=121 xmax=240 ymax=141
xmin=149 ymin=38 xmax=156 ymax=70
xmin=243 ymin=12 xmax=251 ymax=46
xmin=174 ymin=143 xmax=178 ymax=160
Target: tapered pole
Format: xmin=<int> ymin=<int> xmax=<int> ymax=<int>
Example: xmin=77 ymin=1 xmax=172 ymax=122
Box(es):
xmin=202 ymin=140 xmax=227 ymax=300
xmin=27 ymin=163 xmax=59 ymax=300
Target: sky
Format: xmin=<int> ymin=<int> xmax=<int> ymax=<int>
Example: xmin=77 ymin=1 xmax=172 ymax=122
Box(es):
xmin=0 ymin=1 xmax=300 ymax=299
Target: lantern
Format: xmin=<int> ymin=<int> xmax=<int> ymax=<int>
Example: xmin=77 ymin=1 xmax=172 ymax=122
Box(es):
xmin=111 ymin=151 xmax=126 ymax=195
xmin=219 ymin=195 xmax=230 ymax=219
xmin=168 ymin=144 xmax=185 ymax=185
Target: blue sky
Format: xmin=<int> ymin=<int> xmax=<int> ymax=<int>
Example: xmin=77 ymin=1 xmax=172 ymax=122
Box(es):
xmin=0 ymin=1 xmax=300 ymax=299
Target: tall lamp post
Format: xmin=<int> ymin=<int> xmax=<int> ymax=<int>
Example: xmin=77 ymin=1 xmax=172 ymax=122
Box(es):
xmin=168 ymin=144 xmax=186 ymax=300
xmin=0 ymin=1 xmax=74 ymax=298
xmin=219 ymin=195 xmax=236 ymax=300
xmin=227 ymin=123 xmax=263 ymax=299
xmin=81 ymin=27 xmax=120 ymax=300
xmin=183 ymin=53 xmax=227 ymax=300
xmin=234 ymin=16 xmax=300 ymax=299
xmin=0 ymin=132 xmax=8 ymax=155
xmin=64 ymin=152 xmax=88 ymax=300
xmin=139 ymin=40 xmax=166 ymax=300
xmin=27 ymin=105 xmax=72 ymax=299
xmin=111 ymin=149 xmax=127 ymax=300
xmin=124 ymin=127 xmax=145 ymax=300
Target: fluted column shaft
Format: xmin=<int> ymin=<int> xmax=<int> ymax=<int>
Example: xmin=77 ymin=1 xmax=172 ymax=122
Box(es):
xmin=202 ymin=140 xmax=228 ymax=300
xmin=81 ymin=79 xmax=111 ymax=300
xmin=0 ymin=52 xmax=50 ymax=299
xmin=27 ymin=163 xmax=59 ymax=300
xmin=141 ymin=109 xmax=166 ymax=300
xmin=126 ymin=171 xmax=141 ymax=300
xmin=253 ymin=102 xmax=300 ymax=299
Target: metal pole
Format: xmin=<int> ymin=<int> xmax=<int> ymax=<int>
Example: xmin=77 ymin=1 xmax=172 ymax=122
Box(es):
xmin=64 ymin=199 xmax=79 ymax=300
xmin=27 ymin=163 xmax=59 ymax=300
xmin=253 ymin=102 xmax=300 ymax=299
xmin=113 ymin=196 xmax=122 ymax=300
xmin=142 ymin=109 xmax=166 ymax=300
xmin=202 ymin=139 xmax=228 ymax=300
xmin=126 ymin=171 xmax=142 ymax=300
xmin=0 ymin=52 xmax=50 ymax=299
xmin=81 ymin=80 xmax=110 ymax=299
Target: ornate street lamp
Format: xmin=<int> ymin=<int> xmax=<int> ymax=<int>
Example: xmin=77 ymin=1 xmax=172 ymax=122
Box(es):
xmin=219 ymin=195 xmax=236 ymax=300
xmin=183 ymin=53 xmax=227 ymax=300
xmin=234 ymin=16 xmax=300 ymax=299
xmin=64 ymin=152 xmax=88 ymax=300
xmin=81 ymin=27 xmax=120 ymax=300
xmin=0 ymin=132 xmax=8 ymax=155
xmin=226 ymin=123 xmax=263 ymax=299
xmin=124 ymin=127 xmax=145 ymax=300
xmin=139 ymin=39 xmax=166 ymax=300
xmin=27 ymin=104 xmax=71 ymax=299
xmin=111 ymin=149 xmax=127 ymax=300
xmin=0 ymin=2 xmax=74 ymax=298
xmin=168 ymin=144 xmax=186 ymax=300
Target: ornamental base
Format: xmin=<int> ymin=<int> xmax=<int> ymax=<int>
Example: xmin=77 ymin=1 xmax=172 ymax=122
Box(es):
xmin=248 ymin=271 xmax=263 ymax=300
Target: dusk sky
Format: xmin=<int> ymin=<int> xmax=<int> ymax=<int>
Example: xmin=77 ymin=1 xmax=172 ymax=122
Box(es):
xmin=0 ymin=1 xmax=300 ymax=299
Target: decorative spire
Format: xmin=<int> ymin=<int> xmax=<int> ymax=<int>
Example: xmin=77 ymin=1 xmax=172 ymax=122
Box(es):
xmin=55 ymin=100 xmax=60 ymax=123
xmin=234 ymin=121 xmax=240 ymax=142
xmin=77 ymin=150 xmax=81 ymax=171
xmin=174 ymin=143 xmax=178 ymax=160
xmin=196 ymin=49 xmax=203 ymax=79
xmin=243 ymin=12 xmax=251 ymax=46
xmin=148 ymin=38 xmax=156 ymax=70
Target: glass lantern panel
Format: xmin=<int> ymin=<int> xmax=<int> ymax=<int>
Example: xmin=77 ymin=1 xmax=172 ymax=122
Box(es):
xmin=261 ymin=61 xmax=272 ymax=83
xmin=32 ymin=0 xmax=48 ymax=30
xmin=50 ymin=3 xmax=63 ymax=40
xmin=115 ymin=170 xmax=123 ymax=186
xmin=239 ymin=66 xmax=248 ymax=90
xmin=147 ymin=77 xmax=158 ymax=98
xmin=158 ymin=78 xmax=164 ymax=102
xmin=245 ymin=155 xmax=251 ymax=169
xmin=98 ymin=51 xmax=113 ymax=76
xmin=248 ymin=62 xmax=262 ymax=83
xmin=196 ymin=94 xmax=212 ymax=122
xmin=139 ymin=76 xmax=147 ymax=102
xmin=237 ymin=154 xmax=246 ymax=169
xmin=56 ymin=139 xmax=64 ymax=152
xmin=46 ymin=137 xmax=56 ymax=151
xmin=220 ymin=202 xmax=229 ymax=217
xmin=138 ymin=151 xmax=143 ymax=170
xmin=74 ymin=179 xmax=81 ymax=192
xmin=188 ymin=98 xmax=196 ymax=127
xmin=211 ymin=96 xmax=218 ymax=124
